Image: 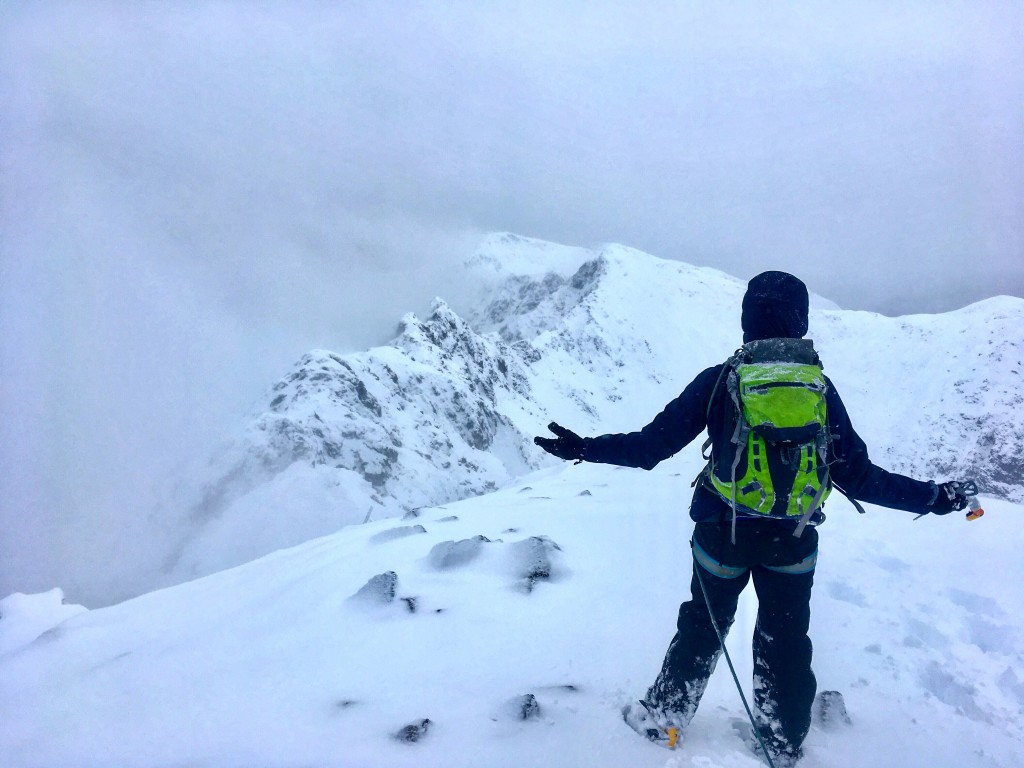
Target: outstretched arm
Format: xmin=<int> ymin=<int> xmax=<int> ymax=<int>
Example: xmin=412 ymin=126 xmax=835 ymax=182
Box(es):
xmin=826 ymin=379 xmax=968 ymax=515
xmin=535 ymin=365 xmax=723 ymax=471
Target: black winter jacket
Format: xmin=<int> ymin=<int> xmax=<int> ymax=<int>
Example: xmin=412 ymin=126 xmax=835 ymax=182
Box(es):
xmin=582 ymin=362 xmax=939 ymax=524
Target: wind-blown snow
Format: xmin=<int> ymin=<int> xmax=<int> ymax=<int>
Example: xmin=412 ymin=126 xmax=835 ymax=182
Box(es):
xmin=0 ymin=589 xmax=86 ymax=657
xmin=1 ymin=462 xmax=1021 ymax=767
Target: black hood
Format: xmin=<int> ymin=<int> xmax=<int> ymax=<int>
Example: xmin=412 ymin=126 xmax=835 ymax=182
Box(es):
xmin=741 ymin=271 xmax=810 ymax=343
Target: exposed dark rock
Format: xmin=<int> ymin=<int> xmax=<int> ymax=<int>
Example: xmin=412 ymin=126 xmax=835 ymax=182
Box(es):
xmin=508 ymin=693 xmax=541 ymax=721
xmin=510 ymin=536 xmax=562 ymax=593
xmin=570 ymin=257 xmax=606 ymax=292
xmin=349 ymin=572 xmax=398 ymax=604
xmin=352 ymin=379 xmax=382 ymax=417
xmin=394 ymin=718 xmax=432 ymax=743
xmin=813 ymin=690 xmax=852 ymax=729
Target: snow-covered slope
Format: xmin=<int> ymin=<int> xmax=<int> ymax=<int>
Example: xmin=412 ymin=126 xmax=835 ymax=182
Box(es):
xmin=2 ymin=462 xmax=1022 ymax=768
xmin=163 ymin=233 xmax=1023 ymax=588
xmin=813 ymin=298 xmax=1024 ymax=502
xmin=3 ymin=233 xmax=1022 ymax=767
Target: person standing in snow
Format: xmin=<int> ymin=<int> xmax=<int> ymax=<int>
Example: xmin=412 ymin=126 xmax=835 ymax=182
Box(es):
xmin=533 ymin=271 xmax=971 ymax=766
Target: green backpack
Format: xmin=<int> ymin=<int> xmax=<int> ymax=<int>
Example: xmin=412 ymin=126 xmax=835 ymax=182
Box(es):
xmin=704 ymin=337 xmax=832 ymax=539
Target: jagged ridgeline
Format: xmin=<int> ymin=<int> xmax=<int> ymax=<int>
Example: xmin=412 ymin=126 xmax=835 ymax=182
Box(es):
xmin=169 ymin=234 xmax=1023 ymax=582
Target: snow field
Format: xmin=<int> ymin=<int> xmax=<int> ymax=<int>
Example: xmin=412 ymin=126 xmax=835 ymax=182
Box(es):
xmin=2 ymin=453 xmax=1021 ymax=767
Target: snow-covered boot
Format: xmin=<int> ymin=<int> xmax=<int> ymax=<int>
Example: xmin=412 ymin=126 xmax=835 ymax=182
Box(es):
xmin=731 ymin=718 xmax=802 ymax=767
xmin=621 ymin=700 xmax=682 ymax=749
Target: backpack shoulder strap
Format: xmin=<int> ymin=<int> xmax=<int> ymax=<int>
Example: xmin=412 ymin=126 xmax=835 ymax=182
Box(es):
xmin=705 ymin=348 xmax=744 ymax=424
xmin=700 ymin=348 xmax=752 ymax=544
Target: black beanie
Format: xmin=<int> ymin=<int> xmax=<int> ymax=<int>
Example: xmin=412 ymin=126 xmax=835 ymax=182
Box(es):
xmin=741 ymin=271 xmax=810 ymax=343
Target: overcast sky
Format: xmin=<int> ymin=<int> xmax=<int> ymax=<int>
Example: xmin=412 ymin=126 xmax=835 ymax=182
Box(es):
xmin=2 ymin=1 xmax=1022 ymax=603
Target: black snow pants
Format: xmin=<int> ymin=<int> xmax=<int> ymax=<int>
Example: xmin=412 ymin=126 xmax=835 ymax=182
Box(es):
xmin=646 ymin=519 xmax=818 ymax=759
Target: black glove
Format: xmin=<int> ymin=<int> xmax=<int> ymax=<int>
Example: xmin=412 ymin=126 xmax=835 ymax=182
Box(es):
xmin=534 ymin=422 xmax=586 ymax=462
xmin=930 ymin=481 xmax=971 ymax=514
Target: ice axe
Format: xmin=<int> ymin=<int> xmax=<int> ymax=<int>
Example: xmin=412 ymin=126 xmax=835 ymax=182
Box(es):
xmin=913 ymin=479 xmax=984 ymax=521
xmin=952 ymin=480 xmax=985 ymax=521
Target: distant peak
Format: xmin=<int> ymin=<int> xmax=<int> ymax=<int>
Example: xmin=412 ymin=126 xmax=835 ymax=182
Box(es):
xmin=568 ymin=256 xmax=608 ymax=292
xmin=428 ymin=297 xmax=458 ymax=319
xmin=467 ymin=232 xmax=596 ymax=280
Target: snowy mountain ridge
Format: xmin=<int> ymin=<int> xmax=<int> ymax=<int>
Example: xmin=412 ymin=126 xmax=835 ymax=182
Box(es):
xmin=2 ymin=233 xmax=1023 ymax=768
xmin=161 ymin=235 xmax=1022 ymax=589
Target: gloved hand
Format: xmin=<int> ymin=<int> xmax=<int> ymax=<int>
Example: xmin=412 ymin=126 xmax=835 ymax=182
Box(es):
xmin=534 ymin=422 xmax=587 ymax=462
xmin=930 ymin=481 xmax=971 ymax=514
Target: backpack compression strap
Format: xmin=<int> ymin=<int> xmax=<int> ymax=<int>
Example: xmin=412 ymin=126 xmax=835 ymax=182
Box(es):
xmin=792 ymin=468 xmax=830 ymax=537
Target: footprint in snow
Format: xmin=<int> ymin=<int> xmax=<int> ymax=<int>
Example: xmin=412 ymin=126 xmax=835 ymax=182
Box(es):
xmin=965 ymin=616 xmax=1017 ymax=654
xmin=948 ymin=588 xmax=1004 ymax=618
xmin=872 ymin=554 xmax=910 ymax=573
xmin=919 ymin=662 xmax=992 ymax=724
xmin=998 ymin=667 xmax=1024 ymax=707
xmin=903 ymin=617 xmax=948 ymax=649
xmin=826 ymin=581 xmax=868 ymax=607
